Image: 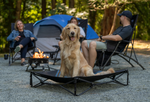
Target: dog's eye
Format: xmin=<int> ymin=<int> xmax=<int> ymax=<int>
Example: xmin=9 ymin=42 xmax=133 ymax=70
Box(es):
xmin=67 ymin=28 xmax=70 ymax=30
xmin=74 ymin=27 xmax=76 ymax=29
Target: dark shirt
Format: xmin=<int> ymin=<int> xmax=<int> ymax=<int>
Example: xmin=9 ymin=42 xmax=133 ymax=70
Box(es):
xmin=19 ymin=31 xmax=25 ymax=41
xmin=109 ymin=25 xmax=132 ymax=52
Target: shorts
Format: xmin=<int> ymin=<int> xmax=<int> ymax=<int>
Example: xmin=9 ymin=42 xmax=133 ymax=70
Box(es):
xmin=86 ymin=40 xmax=107 ymax=50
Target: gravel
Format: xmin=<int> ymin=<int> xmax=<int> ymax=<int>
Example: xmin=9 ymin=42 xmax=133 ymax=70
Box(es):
xmin=0 ymin=54 xmax=150 ymax=102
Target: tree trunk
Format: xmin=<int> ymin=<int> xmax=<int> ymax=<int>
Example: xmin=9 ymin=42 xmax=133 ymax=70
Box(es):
xmin=21 ymin=0 xmax=26 ymax=21
xmin=109 ymin=7 xmax=118 ymax=34
xmin=63 ymin=0 xmax=66 ymax=5
xmin=42 ymin=0 xmax=46 ymax=18
xmin=16 ymin=0 xmax=22 ymax=20
xmin=100 ymin=7 xmax=116 ymax=36
xmin=52 ymin=0 xmax=56 ymax=9
xmin=69 ymin=0 xmax=74 ymax=8
xmin=89 ymin=10 xmax=97 ymax=30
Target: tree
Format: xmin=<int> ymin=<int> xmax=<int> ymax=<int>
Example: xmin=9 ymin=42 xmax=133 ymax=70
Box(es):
xmin=69 ymin=0 xmax=74 ymax=8
xmin=88 ymin=10 xmax=97 ymax=30
xmin=88 ymin=0 xmax=131 ymax=35
xmin=63 ymin=0 xmax=66 ymax=5
xmin=0 ymin=0 xmax=16 ymax=52
xmin=42 ymin=0 xmax=46 ymax=18
xmin=52 ymin=0 xmax=56 ymax=9
xmin=16 ymin=0 xmax=22 ymax=20
xmin=21 ymin=0 xmax=26 ymax=21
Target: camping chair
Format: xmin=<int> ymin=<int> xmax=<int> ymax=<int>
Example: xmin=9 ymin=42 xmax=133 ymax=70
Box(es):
xmin=51 ymin=19 xmax=88 ymax=65
xmin=8 ymin=23 xmax=36 ymax=65
xmin=30 ymin=68 xmax=129 ymax=96
xmin=96 ymin=14 xmax=145 ymax=70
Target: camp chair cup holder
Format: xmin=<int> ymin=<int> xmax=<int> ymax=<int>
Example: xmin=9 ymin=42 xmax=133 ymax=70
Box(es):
xmin=4 ymin=54 xmax=9 ymax=60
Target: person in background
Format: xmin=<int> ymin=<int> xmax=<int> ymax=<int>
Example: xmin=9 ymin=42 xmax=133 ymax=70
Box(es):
xmin=82 ymin=10 xmax=133 ymax=68
xmin=7 ymin=20 xmax=37 ymax=66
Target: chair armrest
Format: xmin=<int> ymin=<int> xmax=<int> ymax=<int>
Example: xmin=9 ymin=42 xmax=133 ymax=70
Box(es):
xmin=56 ymin=37 xmax=61 ymax=40
xmin=121 ymin=40 xmax=131 ymax=43
xmin=52 ymin=45 xmax=59 ymax=48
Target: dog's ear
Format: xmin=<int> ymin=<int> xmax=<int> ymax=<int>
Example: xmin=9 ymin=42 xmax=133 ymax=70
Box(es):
xmin=77 ymin=26 xmax=80 ymax=40
xmin=61 ymin=27 xmax=67 ymax=40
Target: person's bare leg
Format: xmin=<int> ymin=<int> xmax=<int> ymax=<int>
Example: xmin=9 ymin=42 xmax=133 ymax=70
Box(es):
xmin=89 ymin=41 xmax=97 ymax=68
xmin=19 ymin=44 xmax=23 ymax=48
xmin=21 ymin=58 xmax=25 ymax=63
xmin=81 ymin=40 xmax=89 ymax=63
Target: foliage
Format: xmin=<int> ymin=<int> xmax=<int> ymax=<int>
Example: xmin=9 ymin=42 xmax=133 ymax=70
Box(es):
xmin=48 ymin=2 xmax=68 ymax=15
xmin=0 ymin=0 xmax=150 ymax=53
xmin=132 ymin=1 xmax=150 ymax=41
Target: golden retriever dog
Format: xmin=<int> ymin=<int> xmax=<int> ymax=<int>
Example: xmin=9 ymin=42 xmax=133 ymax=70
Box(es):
xmin=59 ymin=23 xmax=115 ymax=77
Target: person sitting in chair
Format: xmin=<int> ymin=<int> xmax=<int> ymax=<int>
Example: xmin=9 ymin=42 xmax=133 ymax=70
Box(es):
xmin=7 ymin=20 xmax=37 ymax=66
xmin=58 ymin=16 xmax=85 ymax=46
xmin=82 ymin=10 xmax=133 ymax=68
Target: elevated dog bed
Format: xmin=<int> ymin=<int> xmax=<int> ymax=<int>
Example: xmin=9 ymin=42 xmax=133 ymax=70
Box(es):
xmin=30 ymin=69 xmax=129 ymax=96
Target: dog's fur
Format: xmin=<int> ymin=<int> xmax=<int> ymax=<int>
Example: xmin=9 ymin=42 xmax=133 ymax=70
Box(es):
xmin=59 ymin=23 xmax=115 ymax=77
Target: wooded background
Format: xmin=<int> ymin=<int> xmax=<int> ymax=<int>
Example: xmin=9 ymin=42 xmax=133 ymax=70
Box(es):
xmin=0 ymin=0 xmax=150 ymax=53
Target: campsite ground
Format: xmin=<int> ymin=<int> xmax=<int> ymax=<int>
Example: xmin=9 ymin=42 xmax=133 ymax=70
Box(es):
xmin=0 ymin=40 xmax=150 ymax=102
xmin=129 ymin=40 xmax=150 ymax=55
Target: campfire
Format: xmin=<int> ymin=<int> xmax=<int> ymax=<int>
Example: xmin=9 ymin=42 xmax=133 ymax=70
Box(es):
xmin=32 ymin=48 xmax=49 ymax=58
xmin=27 ymin=48 xmax=50 ymax=71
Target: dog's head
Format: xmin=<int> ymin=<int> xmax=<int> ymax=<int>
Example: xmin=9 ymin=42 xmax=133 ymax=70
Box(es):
xmin=62 ymin=23 xmax=80 ymax=42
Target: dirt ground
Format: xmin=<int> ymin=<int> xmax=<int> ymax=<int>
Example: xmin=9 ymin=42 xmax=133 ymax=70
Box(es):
xmin=129 ymin=40 xmax=150 ymax=55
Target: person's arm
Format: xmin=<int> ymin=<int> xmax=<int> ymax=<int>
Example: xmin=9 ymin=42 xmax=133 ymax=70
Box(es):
xmin=79 ymin=27 xmax=85 ymax=37
xmin=101 ymin=35 xmax=122 ymax=41
xmin=101 ymin=26 xmax=133 ymax=41
xmin=7 ymin=30 xmax=17 ymax=41
xmin=29 ymin=31 xmax=37 ymax=41
xmin=80 ymin=35 xmax=84 ymax=37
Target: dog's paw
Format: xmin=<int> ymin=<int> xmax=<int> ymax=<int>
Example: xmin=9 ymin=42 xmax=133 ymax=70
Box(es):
xmin=107 ymin=68 xmax=115 ymax=73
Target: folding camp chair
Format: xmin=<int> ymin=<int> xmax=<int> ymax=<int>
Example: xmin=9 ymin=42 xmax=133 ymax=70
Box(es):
xmin=51 ymin=19 xmax=88 ymax=65
xmin=96 ymin=14 xmax=145 ymax=70
xmin=8 ymin=23 xmax=36 ymax=65
xmin=30 ymin=69 xmax=129 ymax=96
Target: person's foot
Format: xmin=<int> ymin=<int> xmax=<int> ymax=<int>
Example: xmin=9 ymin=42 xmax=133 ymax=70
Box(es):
xmin=14 ymin=45 xmax=21 ymax=53
xmin=21 ymin=62 xmax=28 ymax=66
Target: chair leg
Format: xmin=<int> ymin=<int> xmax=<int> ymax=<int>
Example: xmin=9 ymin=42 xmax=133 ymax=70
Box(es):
xmin=98 ymin=51 xmax=105 ymax=70
xmin=118 ymin=54 xmax=145 ymax=70
xmin=53 ymin=51 xmax=59 ymax=65
xmin=101 ymin=52 xmax=114 ymax=70
xmin=9 ymin=49 xmax=11 ymax=66
xmin=53 ymin=48 xmax=60 ymax=65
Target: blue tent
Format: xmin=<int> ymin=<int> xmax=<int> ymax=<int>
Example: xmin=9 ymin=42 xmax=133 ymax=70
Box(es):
xmin=34 ymin=14 xmax=99 ymax=40
xmin=33 ymin=14 xmax=99 ymax=52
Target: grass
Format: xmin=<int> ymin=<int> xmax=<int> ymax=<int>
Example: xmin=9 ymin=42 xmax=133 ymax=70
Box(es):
xmin=0 ymin=53 xmax=9 ymax=58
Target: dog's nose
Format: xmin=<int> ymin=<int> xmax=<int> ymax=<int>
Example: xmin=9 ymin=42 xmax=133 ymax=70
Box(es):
xmin=71 ymin=32 xmax=74 ymax=36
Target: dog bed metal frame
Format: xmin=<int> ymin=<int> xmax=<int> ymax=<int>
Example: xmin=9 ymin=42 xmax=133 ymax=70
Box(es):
xmin=30 ymin=69 xmax=129 ymax=96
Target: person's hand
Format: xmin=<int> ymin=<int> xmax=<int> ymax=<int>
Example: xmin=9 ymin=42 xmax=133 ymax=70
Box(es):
xmin=30 ymin=37 xmax=35 ymax=41
xmin=80 ymin=35 xmax=84 ymax=37
xmin=97 ymin=37 xmax=102 ymax=41
xmin=14 ymin=36 xmax=20 ymax=41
